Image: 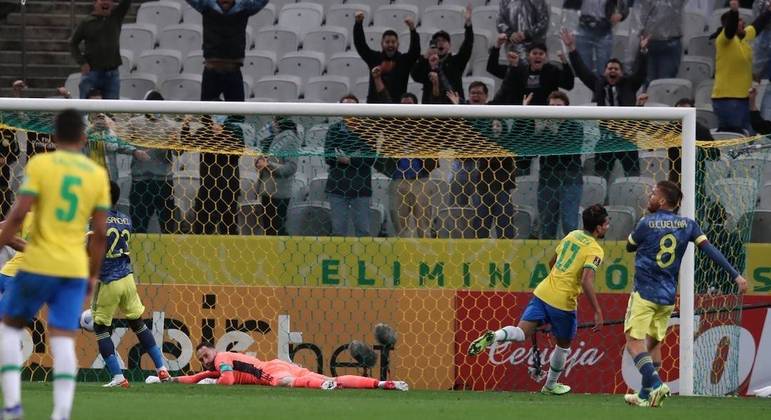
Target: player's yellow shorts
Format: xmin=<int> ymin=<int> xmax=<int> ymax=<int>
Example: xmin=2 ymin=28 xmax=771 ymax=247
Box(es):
xmin=623 ymin=291 xmax=675 ymax=342
xmin=92 ymin=274 xmax=145 ymax=326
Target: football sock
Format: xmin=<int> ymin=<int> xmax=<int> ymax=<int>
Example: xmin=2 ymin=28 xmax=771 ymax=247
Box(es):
xmin=292 ymin=376 xmax=326 ymax=388
xmin=51 ymin=336 xmax=77 ymax=420
xmin=635 ymin=353 xmax=662 ymax=400
xmin=493 ymin=326 xmax=525 ymax=342
xmin=96 ymin=329 xmax=123 ymax=379
xmin=133 ymin=322 xmax=166 ymax=370
xmin=0 ymin=324 xmax=22 ymax=410
xmin=335 ymin=375 xmax=378 ymax=389
xmin=546 ymin=345 xmax=570 ymax=388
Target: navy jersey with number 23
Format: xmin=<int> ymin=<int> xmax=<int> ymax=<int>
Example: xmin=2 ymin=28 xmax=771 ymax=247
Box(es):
xmin=100 ymin=209 xmax=133 ymax=283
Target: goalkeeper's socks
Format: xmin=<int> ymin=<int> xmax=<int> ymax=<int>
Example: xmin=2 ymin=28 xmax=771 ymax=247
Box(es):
xmin=135 ymin=326 xmax=166 ymax=370
xmin=545 ymin=345 xmax=570 ymax=388
xmin=0 ymin=324 xmax=22 ymax=410
xmin=51 ymin=336 xmax=77 ymax=420
xmin=493 ymin=326 xmax=525 ymax=343
xmin=634 ymin=353 xmax=662 ymax=398
xmin=336 ymin=375 xmax=377 ymax=389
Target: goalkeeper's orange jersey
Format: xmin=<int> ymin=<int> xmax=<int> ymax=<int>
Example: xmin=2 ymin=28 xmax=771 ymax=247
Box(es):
xmin=213 ymin=352 xmax=316 ymax=386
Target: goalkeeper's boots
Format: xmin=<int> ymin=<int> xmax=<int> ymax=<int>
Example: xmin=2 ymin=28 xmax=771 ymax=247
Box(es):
xmin=467 ymin=331 xmax=495 ymax=356
xmin=158 ymin=368 xmax=171 ymax=382
xmin=2 ymin=404 xmax=23 ymax=420
xmin=541 ymin=383 xmax=571 ymax=395
xmin=320 ymin=380 xmax=338 ymax=390
xmin=648 ymin=383 xmax=671 ymax=407
xmin=383 ymin=381 xmax=409 ymax=391
xmin=103 ymin=377 xmax=129 ymax=388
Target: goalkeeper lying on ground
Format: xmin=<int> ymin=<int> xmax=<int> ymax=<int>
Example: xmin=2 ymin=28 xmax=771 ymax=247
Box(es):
xmin=146 ymin=342 xmax=408 ymax=391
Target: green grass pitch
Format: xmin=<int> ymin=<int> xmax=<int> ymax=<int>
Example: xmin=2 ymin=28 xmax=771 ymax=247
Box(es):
xmin=16 ymin=383 xmax=771 ymax=419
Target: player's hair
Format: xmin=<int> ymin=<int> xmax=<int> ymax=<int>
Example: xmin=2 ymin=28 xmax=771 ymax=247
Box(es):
xmin=382 ymin=29 xmax=398 ymax=40
xmin=675 ymin=97 xmax=694 ymax=107
xmin=109 ymin=181 xmax=120 ymax=207
xmin=657 ymin=180 xmax=683 ymax=208
xmin=339 ymin=94 xmax=359 ymax=103
xmin=196 ymin=341 xmax=215 ymax=351
xmin=401 ymin=92 xmax=418 ymax=104
xmin=54 ymin=109 xmax=86 ymax=144
xmin=605 ymin=58 xmax=623 ymax=72
xmin=548 ymin=90 xmax=570 ymax=105
xmin=468 ymin=81 xmax=488 ymax=95
xmin=527 ymin=42 xmax=547 ymax=53
xmin=582 ymin=204 xmax=609 ymax=233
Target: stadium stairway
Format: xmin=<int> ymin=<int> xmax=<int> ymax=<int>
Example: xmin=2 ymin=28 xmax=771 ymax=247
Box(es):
xmin=0 ymin=0 xmax=149 ymax=98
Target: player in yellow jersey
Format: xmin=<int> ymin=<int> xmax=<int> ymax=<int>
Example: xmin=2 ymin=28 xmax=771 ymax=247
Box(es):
xmin=0 ymin=215 xmax=32 ymax=297
xmin=468 ymin=204 xmax=609 ymax=395
xmin=0 ymin=109 xmax=110 ymax=420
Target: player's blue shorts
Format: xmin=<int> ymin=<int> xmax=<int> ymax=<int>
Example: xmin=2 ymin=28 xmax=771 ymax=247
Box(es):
xmin=521 ymin=296 xmax=578 ymax=340
xmin=0 ymin=271 xmax=87 ymax=331
xmin=0 ymin=273 xmax=13 ymax=294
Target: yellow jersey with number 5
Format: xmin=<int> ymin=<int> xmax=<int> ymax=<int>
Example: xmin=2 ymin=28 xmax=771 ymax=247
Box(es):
xmin=18 ymin=151 xmax=110 ymax=278
xmin=533 ymin=230 xmax=604 ymax=311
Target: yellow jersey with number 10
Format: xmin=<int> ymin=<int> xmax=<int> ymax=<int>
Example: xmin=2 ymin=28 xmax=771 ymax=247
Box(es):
xmin=18 ymin=151 xmax=110 ymax=279
xmin=533 ymin=230 xmax=604 ymax=311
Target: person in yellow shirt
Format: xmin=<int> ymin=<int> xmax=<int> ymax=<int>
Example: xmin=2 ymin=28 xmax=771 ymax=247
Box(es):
xmin=467 ymin=204 xmax=609 ymax=395
xmin=0 ymin=109 xmax=110 ymax=420
xmin=0 ymin=215 xmax=33 ymax=296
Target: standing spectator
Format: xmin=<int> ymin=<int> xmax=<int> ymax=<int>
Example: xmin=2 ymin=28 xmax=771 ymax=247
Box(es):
xmin=561 ymin=28 xmax=648 ymax=180
xmin=324 ymin=95 xmax=376 ymax=237
xmin=126 ymin=91 xmax=180 ymax=233
xmin=711 ymin=0 xmax=771 ymax=134
xmin=256 ymin=117 xmax=300 ymax=236
xmin=496 ymin=0 xmax=550 ymax=64
xmin=411 ymin=6 xmax=474 ymax=104
xmin=564 ymin=0 xmax=629 ymax=77
xmin=354 ymin=10 xmax=420 ymax=103
xmin=639 ymin=0 xmax=687 ymax=84
xmin=490 ymin=43 xmax=574 ymax=105
xmin=389 ymin=94 xmax=437 ymax=237
xmin=70 ymin=0 xmax=132 ymax=99
xmin=191 ymin=114 xmax=244 ymax=235
xmin=0 ymin=127 xmax=19 ymax=219
xmin=753 ymin=0 xmax=771 ymax=120
xmin=185 ymin=0 xmax=269 ymax=101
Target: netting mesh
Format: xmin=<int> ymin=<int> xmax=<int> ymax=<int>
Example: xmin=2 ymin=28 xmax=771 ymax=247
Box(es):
xmin=0 ymin=107 xmax=768 ymax=395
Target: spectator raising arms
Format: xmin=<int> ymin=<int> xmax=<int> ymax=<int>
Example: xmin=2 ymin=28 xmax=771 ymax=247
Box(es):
xmin=496 ymin=0 xmax=550 ymax=65
xmin=490 ymin=43 xmax=574 ymax=105
xmin=185 ymin=0 xmax=269 ymax=101
xmin=354 ymin=10 xmax=420 ymax=103
xmin=70 ymin=0 xmax=132 ymax=99
xmin=638 ymin=0 xmax=687 ymax=84
xmin=563 ymin=0 xmax=629 ymax=77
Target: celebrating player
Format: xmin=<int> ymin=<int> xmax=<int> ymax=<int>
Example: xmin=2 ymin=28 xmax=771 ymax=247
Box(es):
xmin=623 ymin=180 xmax=747 ymax=407
xmin=468 ymin=204 xmax=609 ymax=395
xmin=90 ymin=181 xmax=170 ymax=388
xmin=0 ymin=109 xmax=110 ymax=420
xmin=148 ymin=342 xmax=408 ymax=391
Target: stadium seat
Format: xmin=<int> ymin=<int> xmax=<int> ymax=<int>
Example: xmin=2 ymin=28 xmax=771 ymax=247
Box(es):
xmin=308 ymin=175 xmax=328 ymax=201
xmin=160 ymin=73 xmax=202 ymax=101
xmin=303 ymin=27 xmax=348 ymax=58
xmin=136 ymin=49 xmax=183 ymax=77
xmin=120 ymin=23 xmax=157 ymax=57
xmin=119 ymin=49 xmax=134 ymax=75
xmin=432 ymin=207 xmax=477 ymax=238
xmin=731 ymin=155 xmax=771 ymax=182
xmin=326 ymin=4 xmax=372 ymax=27
xmin=639 ymin=150 xmax=670 ymax=180
xmin=362 ymin=25 xmax=391 ymax=50
xmin=565 ymin=78 xmax=594 ymax=105
xmin=608 ymin=176 xmax=656 ymax=218
xmin=137 ymin=1 xmax=182 ymax=27
xmin=64 ymin=73 xmax=81 ymax=98
xmin=327 ymin=52 xmax=370 ymax=85
xmin=682 ymin=12 xmax=708 ymax=46
xmin=303 ymin=123 xmax=329 ymax=149
xmin=285 ymin=201 xmax=333 ymax=236
xmin=708 ymin=178 xmax=758 ymax=223
xmin=443 ymin=0 xmax=486 ymax=9
xmin=120 ymin=73 xmax=159 ymax=100
xmin=268 ymin=0 xmax=297 ymax=14
xmin=612 ymin=33 xmax=628 ymax=62
xmin=678 ymin=56 xmax=714 ymax=86
xmin=703 ymin=155 xmax=730 ymax=190
xmin=694 ymin=80 xmax=714 ymax=108
xmin=687 ymin=34 xmax=715 ymax=59
xmin=278 ymin=51 xmax=326 ymax=85
xmin=580 ymin=176 xmax=607 ymax=208
xmin=373 ymin=5 xmax=419 ymax=30
xmin=602 ymin=205 xmax=637 ymax=241
xmin=158 ymin=24 xmax=203 ymax=56
xmin=304 ymin=76 xmax=350 ymax=103
xmin=182 ymin=50 xmax=204 ymax=74
xmin=647 ymin=78 xmax=692 ymax=107
xmin=471 ymin=6 xmax=498 ymax=35
xmin=708 ymin=8 xmax=753 ymax=32
xmin=510 ymin=205 xmax=537 ymax=239
xmin=181 ymin=5 xmax=202 ymax=25
xmin=243 ymin=50 xmax=277 ymax=80
xmin=422 ymin=5 xmax=466 ymax=32
xmin=310 ymin=0 xmax=344 ymax=14
xmin=747 ymin=210 xmax=771 ymax=243
xmin=759 ymin=182 xmax=771 ymax=211
xmin=247 ymin=3 xmax=276 ymax=31
xmin=242 ymin=75 xmax=255 ymax=99
xmin=278 ymin=3 xmax=324 ymax=39
xmin=696 ymin=108 xmax=719 ymax=130
xmin=253 ymin=75 xmax=303 ymax=102
xmin=291 ymin=176 xmax=310 ymax=204
xmin=253 ymin=26 xmax=300 ymax=60
xmin=351 ymin=77 xmax=370 ymax=101
xmin=510 ymin=175 xmax=538 ymax=209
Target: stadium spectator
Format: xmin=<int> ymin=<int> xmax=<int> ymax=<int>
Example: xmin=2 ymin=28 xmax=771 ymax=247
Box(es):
xmin=70 ymin=0 xmax=132 ymax=99
xmin=663 ymin=97 xmax=717 ymax=187
xmin=190 ymin=114 xmax=244 ymax=235
xmin=185 ymin=0 xmax=269 ymax=101
xmin=564 ymin=0 xmax=629 ymax=77
xmin=490 ymin=43 xmax=574 ymax=105
xmin=486 ymin=34 xmax=521 ymax=79
xmin=84 ymin=89 xmax=150 ymax=181
xmin=411 ymin=7 xmax=473 ymax=104
xmin=561 ymin=28 xmax=647 ymax=180
xmin=711 ymin=0 xmax=771 ymax=134
xmin=496 ymin=0 xmax=550 ymax=65
xmin=324 ymin=95 xmax=376 ymax=237
xmin=389 ymin=93 xmax=437 ymax=238
xmin=354 ymin=10 xmax=420 ymax=103
xmin=255 ymin=116 xmax=300 ymax=236
xmin=753 ymin=0 xmax=771 ymax=120
xmin=125 ymin=91 xmax=179 ymax=233
xmin=639 ymin=0 xmax=687 ymax=84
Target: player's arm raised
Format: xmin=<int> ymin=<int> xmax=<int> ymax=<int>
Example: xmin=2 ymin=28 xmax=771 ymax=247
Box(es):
xmin=696 ymin=239 xmax=747 ymax=294
xmin=87 ymin=209 xmax=107 ymax=294
xmin=580 ymin=268 xmax=603 ymax=331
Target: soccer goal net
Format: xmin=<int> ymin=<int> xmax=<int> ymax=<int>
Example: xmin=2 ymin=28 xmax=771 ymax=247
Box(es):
xmin=0 ymin=98 xmax=768 ymax=396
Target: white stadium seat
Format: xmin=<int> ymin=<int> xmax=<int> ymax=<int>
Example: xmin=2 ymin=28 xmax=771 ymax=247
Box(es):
xmin=243 ymin=50 xmax=277 ymax=80
xmin=687 ymin=34 xmax=715 ymax=59
xmin=303 ymin=27 xmax=348 ymax=58
xmin=119 ymin=49 xmax=134 ymax=75
xmin=608 ymin=177 xmax=656 ymax=219
xmin=158 ymin=24 xmax=202 ymax=56
xmin=277 ymin=51 xmax=326 ymax=85
xmin=136 ymin=49 xmax=183 ymax=77
xmin=120 ymin=23 xmax=157 ymax=57
xmin=247 ymin=3 xmax=276 ymax=30
xmin=253 ymin=25 xmax=300 ymax=60
xmin=304 ymin=75 xmax=350 ymax=103
xmin=120 ymin=73 xmax=159 ymax=100
xmin=253 ymin=75 xmax=303 ymax=102
xmin=160 ymin=73 xmax=202 ymax=101
xmin=647 ymin=78 xmax=693 ymax=106
xmin=678 ymin=56 xmax=714 ymax=86
xmin=580 ymin=176 xmax=607 ymax=208
xmin=373 ymin=5 xmax=419 ymax=30
xmin=181 ymin=5 xmax=202 ymax=25
xmin=422 ymin=5 xmax=467 ymax=33
xmin=278 ymin=3 xmax=324 ymax=39
xmin=327 ymin=52 xmax=370 ymax=85
xmin=182 ymin=50 xmax=204 ymax=74
xmin=471 ymin=6 xmax=498 ymax=35
xmin=602 ymin=206 xmax=637 ymax=241
xmin=326 ymin=4 xmax=372 ymax=27
xmin=510 ymin=175 xmax=538 ymax=209
xmin=137 ymin=1 xmax=182 ymax=27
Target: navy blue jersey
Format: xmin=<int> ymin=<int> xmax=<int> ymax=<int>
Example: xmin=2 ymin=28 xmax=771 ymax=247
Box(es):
xmin=100 ymin=209 xmax=133 ymax=283
xmin=628 ymin=210 xmax=707 ymax=305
